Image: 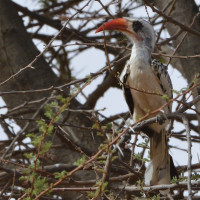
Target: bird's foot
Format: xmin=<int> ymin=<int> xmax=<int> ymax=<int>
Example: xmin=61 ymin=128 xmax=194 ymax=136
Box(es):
xmin=156 ymin=112 xmax=167 ymax=125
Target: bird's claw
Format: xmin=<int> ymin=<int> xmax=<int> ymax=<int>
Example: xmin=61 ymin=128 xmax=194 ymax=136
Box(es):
xmin=156 ymin=114 xmax=166 ymax=125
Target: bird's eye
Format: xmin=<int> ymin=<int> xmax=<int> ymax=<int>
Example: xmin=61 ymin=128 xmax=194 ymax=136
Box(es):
xmin=132 ymin=21 xmax=143 ymax=32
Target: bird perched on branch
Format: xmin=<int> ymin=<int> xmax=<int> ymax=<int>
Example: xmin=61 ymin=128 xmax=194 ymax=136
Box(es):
xmin=96 ymin=18 xmax=178 ymax=193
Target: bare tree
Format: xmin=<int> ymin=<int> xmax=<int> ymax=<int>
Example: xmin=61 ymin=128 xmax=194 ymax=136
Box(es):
xmin=0 ymin=0 xmax=200 ymax=199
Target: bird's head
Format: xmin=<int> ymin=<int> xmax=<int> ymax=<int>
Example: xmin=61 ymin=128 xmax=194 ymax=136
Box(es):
xmin=96 ymin=18 xmax=155 ymax=51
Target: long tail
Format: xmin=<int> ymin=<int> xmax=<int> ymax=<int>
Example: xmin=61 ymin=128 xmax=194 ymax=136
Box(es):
xmin=144 ymin=129 xmax=178 ymax=193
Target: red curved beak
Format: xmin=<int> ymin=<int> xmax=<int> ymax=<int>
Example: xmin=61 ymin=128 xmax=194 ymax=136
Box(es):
xmin=95 ymin=18 xmax=142 ymax=41
xmin=95 ymin=18 xmax=128 ymax=33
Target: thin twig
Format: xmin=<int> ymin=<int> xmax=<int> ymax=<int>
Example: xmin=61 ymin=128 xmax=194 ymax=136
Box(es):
xmin=143 ymin=0 xmax=200 ymax=38
xmin=182 ymin=115 xmax=192 ymax=199
xmin=113 ymin=180 xmax=200 ymax=192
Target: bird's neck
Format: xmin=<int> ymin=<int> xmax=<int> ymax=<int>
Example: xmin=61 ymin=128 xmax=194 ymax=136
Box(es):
xmin=130 ymin=43 xmax=152 ymax=68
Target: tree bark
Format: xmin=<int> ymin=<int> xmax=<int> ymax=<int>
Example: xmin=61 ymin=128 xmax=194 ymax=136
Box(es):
xmin=0 ymin=0 xmax=103 ymax=198
xmin=152 ymin=0 xmax=200 ymax=82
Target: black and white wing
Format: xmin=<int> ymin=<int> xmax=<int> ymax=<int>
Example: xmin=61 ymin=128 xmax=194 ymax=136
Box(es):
xmin=122 ymin=61 xmax=134 ymax=115
xmin=151 ymin=59 xmax=173 ymax=110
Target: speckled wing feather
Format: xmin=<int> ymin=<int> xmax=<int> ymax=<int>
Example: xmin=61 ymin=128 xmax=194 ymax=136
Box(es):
xmin=122 ymin=61 xmax=134 ymax=115
xmin=151 ymin=59 xmax=173 ymax=111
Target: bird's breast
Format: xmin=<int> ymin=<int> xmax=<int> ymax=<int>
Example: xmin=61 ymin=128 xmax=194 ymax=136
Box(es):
xmin=128 ymin=63 xmax=168 ymax=123
xmin=129 ymin=64 xmax=157 ymax=92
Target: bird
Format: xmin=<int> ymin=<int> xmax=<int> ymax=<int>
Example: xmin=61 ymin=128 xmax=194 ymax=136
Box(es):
xmin=96 ymin=18 xmax=178 ymax=192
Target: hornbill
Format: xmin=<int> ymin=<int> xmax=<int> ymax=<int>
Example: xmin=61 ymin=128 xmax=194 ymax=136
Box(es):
xmin=96 ymin=18 xmax=178 ymax=192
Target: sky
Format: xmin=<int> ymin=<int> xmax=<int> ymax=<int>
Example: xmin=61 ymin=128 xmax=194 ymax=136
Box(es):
xmin=1 ymin=0 xmax=199 ymax=170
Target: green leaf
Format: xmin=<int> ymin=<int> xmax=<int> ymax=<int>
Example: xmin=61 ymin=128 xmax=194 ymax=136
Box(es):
xmin=47 ymin=124 xmax=54 ymax=135
xmin=85 ymin=74 xmax=92 ymax=79
xmin=40 ymin=141 xmax=52 ymax=154
xmin=97 ymin=160 xmax=106 ymax=164
xmin=115 ymin=130 xmax=120 ymax=134
xmin=26 ymin=133 xmax=35 ymax=138
xmin=44 ymin=101 xmax=59 ymax=119
xmin=37 ymin=120 xmax=48 ymax=133
xmin=33 ymin=176 xmax=49 ymax=196
xmin=57 ymin=95 xmax=67 ymax=104
xmin=44 ymin=106 xmax=53 ymax=119
xmin=193 ymin=76 xmax=199 ymax=84
xmin=177 ymin=171 xmax=187 ymax=182
xmin=22 ymin=168 xmax=31 ymax=174
xmin=44 ymin=110 xmax=53 ymax=119
xmin=138 ymin=139 xmax=149 ymax=148
xmin=102 ymin=182 xmax=108 ymax=191
xmin=116 ymin=71 xmax=120 ymax=77
xmin=106 ymin=123 xmax=112 ymax=129
xmin=87 ymin=191 xmax=95 ymax=198
xmin=136 ymin=179 xmax=144 ymax=187
xmin=172 ymin=89 xmax=180 ymax=95
xmin=171 ymin=175 xmax=179 ymax=184
xmin=31 ymin=135 xmax=42 ymax=147
xmin=111 ymin=156 xmax=118 ymax=162
xmin=132 ymin=153 xmax=149 ymax=162
xmin=151 ymin=194 xmax=161 ymax=200
xmin=29 ymin=160 xmax=40 ymax=170
xmin=156 ymin=57 xmax=165 ymax=64
xmin=54 ymin=170 xmax=67 ymax=179
xmin=49 ymin=101 xmax=58 ymax=107
xmin=19 ymin=176 xmax=27 ymax=181
xmin=191 ymin=172 xmax=200 ymax=180
xmin=73 ymin=155 xmax=86 ymax=166
xmin=98 ymin=144 xmax=107 ymax=150
xmin=24 ymin=152 xmax=34 ymax=159
xmin=85 ymin=74 xmax=92 ymax=83
xmin=92 ymin=123 xmax=100 ymax=129
xmin=54 ymin=115 xmax=61 ymax=122
xmin=101 ymin=126 xmax=107 ymax=130
xmin=161 ymin=94 xmax=169 ymax=101
xmin=97 ymin=131 xmax=102 ymax=136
